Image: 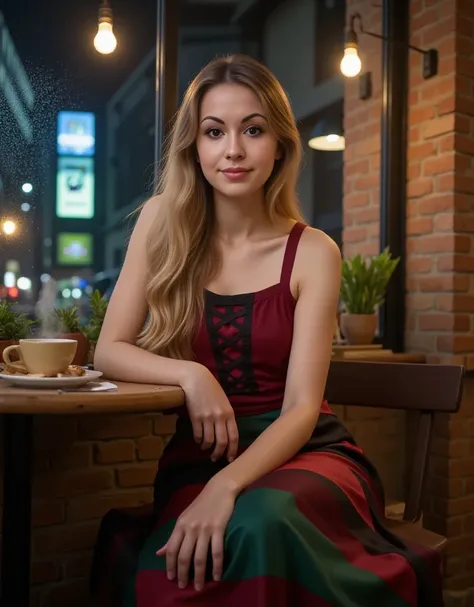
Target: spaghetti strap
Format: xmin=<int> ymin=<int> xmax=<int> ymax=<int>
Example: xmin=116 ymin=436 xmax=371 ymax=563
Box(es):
xmin=280 ymin=222 xmax=307 ymax=286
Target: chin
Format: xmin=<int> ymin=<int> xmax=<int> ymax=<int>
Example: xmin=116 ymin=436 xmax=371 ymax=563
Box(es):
xmin=216 ymin=184 xmax=262 ymax=199
xmin=212 ymin=176 xmax=268 ymax=198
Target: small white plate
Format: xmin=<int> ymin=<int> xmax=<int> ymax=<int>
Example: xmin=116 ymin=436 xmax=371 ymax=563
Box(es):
xmin=0 ymin=369 xmax=103 ymax=389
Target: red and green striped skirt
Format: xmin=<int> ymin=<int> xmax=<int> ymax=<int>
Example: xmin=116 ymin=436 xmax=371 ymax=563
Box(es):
xmin=91 ymin=409 xmax=444 ymax=606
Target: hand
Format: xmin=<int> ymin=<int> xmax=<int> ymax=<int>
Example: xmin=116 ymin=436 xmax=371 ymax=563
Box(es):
xmin=181 ymin=364 xmax=239 ymax=462
xmin=156 ymin=478 xmax=236 ymax=591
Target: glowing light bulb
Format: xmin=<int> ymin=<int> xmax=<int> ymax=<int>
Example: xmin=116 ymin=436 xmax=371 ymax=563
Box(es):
xmin=94 ymin=21 xmax=117 ymax=54
xmin=340 ymin=47 xmax=362 ymax=77
xmin=2 ymin=220 xmax=16 ymax=235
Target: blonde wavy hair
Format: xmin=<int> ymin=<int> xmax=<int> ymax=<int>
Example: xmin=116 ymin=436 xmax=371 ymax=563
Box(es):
xmin=137 ymin=54 xmax=304 ymax=359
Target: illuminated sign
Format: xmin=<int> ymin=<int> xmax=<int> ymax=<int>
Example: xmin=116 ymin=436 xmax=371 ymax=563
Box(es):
xmin=56 ymin=156 xmax=94 ymax=219
xmin=57 ymin=111 xmax=95 ymax=157
xmin=57 ymin=233 xmax=93 ymax=266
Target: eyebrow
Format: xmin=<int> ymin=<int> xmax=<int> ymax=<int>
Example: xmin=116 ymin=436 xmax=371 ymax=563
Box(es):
xmin=200 ymin=112 xmax=267 ymax=125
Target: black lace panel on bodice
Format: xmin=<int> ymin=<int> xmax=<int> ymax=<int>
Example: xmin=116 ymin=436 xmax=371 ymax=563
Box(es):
xmin=205 ymin=292 xmax=258 ymax=396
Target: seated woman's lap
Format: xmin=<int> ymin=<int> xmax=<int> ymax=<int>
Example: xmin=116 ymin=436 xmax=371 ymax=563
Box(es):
xmin=138 ymin=450 xmax=380 ymax=580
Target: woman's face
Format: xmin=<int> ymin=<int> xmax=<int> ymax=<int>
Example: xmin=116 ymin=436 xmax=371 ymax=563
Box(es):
xmin=196 ymin=83 xmax=281 ymax=200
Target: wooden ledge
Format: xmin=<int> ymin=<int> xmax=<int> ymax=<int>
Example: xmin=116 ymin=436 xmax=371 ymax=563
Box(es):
xmin=333 ymin=346 xmax=425 ymax=364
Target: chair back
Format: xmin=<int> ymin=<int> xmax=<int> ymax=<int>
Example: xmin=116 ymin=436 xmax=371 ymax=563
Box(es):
xmin=324 ymin=360 xmax=464 ymax=521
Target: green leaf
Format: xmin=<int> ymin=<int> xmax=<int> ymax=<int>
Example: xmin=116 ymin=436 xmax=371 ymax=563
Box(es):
xmin=0 ymin=301 xmax=37 ymax=340
xmin=53 ymin=306 xmax=81 ymax=333
xmin=340 ymin=248 xmax=400 ymax=314
xmin=82 ymin=290 xmax=109 ymax=344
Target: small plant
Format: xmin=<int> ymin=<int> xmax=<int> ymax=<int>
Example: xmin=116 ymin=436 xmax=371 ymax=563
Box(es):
xmin=0 ymin=301 xmax=37 ymax=341
xmin=83 ymin=290 xmax=108 ymax=343
xmin=54 ymin=306 xmax=81 ymax=333
xmin=340 ymin=248 xmax=400 ymax=315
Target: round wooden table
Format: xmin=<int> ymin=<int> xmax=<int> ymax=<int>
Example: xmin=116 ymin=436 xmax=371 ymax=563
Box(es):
xmin=0 ymin=379 xmax=184 ymax=607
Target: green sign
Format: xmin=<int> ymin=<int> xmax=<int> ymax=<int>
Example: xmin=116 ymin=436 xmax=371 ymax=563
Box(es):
xmin=57 ymin=233 xmax=93 ymax=266
xmin=56 ymin=156 xmax=94 ymax=219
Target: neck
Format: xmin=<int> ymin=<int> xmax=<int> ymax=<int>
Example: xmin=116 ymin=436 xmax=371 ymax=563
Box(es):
xmin=212 ymin=189 xmax=268 ymax=243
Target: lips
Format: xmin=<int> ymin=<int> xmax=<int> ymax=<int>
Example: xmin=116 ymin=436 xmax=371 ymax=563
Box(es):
xmin=221 ymin=168 xmax=252 ymax=182
xmin=222 ymin=168 xmax=250 ymax=174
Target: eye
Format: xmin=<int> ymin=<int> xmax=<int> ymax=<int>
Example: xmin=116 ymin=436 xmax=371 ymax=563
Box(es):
xmin=206 ymin=128 xmax=222 ymax=138
xmin=245 ymin=126 xmax=262 ymax=136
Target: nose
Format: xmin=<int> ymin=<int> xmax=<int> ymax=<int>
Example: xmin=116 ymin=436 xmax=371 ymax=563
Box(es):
xmin=225 ymin=133 xmax=245 ymax=160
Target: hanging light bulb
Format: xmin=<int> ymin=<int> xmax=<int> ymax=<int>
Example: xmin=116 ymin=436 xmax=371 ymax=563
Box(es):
xmin=340 ymin=20 xmax=361 ymax=78
xmin=340 ymin=46 xmax=361 ymax=77
xmin=94 ymin=0 xmax=117 ymax=55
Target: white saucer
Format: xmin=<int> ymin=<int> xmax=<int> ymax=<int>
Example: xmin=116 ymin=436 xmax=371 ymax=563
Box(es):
xmin=0 ymin=369 xmax=103 ymax=389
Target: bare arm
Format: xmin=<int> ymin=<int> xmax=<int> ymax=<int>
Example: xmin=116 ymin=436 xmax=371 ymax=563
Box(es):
xmin=93 ymin=197 xmax=199 ymax=386
xmin=211 ymin=228 xmax=341 ymax=495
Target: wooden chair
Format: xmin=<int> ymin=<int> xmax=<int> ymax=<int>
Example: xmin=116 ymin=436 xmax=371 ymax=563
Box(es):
xmin=324 ymin=360 xmax=465 ymax=553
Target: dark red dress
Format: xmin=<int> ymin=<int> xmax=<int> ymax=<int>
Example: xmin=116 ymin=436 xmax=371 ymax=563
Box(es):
xmin=92 ymin=222 xmax=444 ymax=607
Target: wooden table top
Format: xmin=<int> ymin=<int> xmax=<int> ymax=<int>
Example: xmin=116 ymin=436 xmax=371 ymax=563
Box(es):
xmin=0 ymin=380 xmax=185 ymax=414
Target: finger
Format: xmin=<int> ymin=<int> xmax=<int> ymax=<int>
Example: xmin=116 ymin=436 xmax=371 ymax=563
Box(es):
xmin=177 ymin=532 xmax=198 ymax=589
xmin=156 ymin=542 xmax=167 ymax=556
xmin=226 ymin=418 xmax=239 ymax=462
xmin=211 ymin=419 xmax=228 ymax=461
xmin=201 ymin=420 xmax=215 ymax=451
xmin=192 ymin=418 xmax=203 ymax=444
xmin=164 ymin=528 xmax=184 ymax=581
xmin=193 ymin=532 xmax=211 ymax=591
xmin=211 ymin=532 xmax=224 ymax=582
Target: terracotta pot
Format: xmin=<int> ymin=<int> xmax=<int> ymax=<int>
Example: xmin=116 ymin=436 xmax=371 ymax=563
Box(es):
xmin=340 ymin=313 xmax=378 ymax=345
xmin=0 ymin=340 xmax=19 ymax=366
xmin=62 ymin=333 xmax=90 ymax=366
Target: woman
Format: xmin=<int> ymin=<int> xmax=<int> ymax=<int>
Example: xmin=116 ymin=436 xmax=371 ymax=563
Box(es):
xmin=92 ymin=54 xmax=442 ymax=606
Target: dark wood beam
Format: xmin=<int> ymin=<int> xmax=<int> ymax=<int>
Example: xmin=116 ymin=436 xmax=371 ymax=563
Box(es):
xmin=379 ymin=0 xmax=409 ymax=352
xmin=155 ymin=0 xmax=179 ymax=184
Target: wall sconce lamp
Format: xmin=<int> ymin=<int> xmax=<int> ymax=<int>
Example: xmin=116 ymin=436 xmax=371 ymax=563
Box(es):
xmin=308 ymin=115 xmax=345 ymax=151
xmin=341 ymin=12 xmax=438 ymax=85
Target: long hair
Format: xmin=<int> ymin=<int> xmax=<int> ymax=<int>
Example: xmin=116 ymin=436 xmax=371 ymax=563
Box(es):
xmin=137 ymin=54 xmax=304 ymax=359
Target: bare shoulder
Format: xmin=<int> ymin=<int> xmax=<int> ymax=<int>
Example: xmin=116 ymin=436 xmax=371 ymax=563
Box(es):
xmin=298 ymin=226 xmax=341 ymax=272
xmin=293 ymin=226 xmax=341 ymax=295
xmin=131 ymin=195 xmax=163 ymax=236
xmin=139 ymin=195 xmax=162 ymax=220
xmin=300 ymin=226 xmax=340 ymax=259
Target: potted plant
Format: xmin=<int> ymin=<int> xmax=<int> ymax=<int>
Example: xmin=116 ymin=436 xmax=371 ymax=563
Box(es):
xmin=83 ymin=290 xmax=109 ymax=364
xmin=339 ymin=248 xmax=400 ymax=345
xmin=54 ymin=306 xmax=89 ymax=366
xmin=0 ymin=301 xmax=37 ymax=363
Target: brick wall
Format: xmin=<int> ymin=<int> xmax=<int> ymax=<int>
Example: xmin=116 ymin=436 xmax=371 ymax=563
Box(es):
xmin=343 ymin=0 xmax=474 ymax=603
xmin=405 ymin=0 xmax=465 ymax=363
xmin=430 ymin=379 xmax=474 ymax=604
xmin=4 ymin=414 xmax=177 ymax=607
xmin=343 ymin=2 xmax=382 ymax=258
